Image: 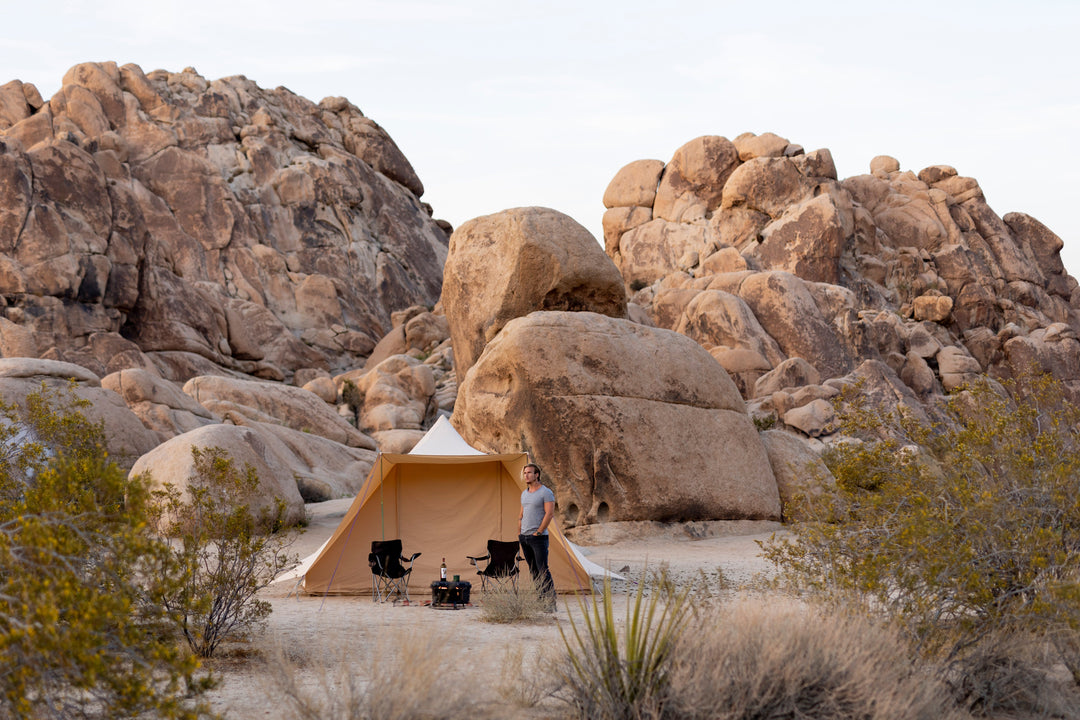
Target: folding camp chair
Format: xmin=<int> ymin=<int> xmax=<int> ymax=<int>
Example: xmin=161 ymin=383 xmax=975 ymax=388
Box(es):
xmin=467 ymin=539 xmax=524 ymax=592
xmin=368 ymin=539 xmax=420 ymax=603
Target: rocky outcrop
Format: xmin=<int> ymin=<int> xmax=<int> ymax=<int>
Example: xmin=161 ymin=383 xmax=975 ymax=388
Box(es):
xmin=101 ymin=367 xmax=219 ymax=441
xmin=454 ymin=311 xmax=781 ymax=526
xmin=441 ymin=207 xmax=628 ymax=380
xmin=606 ymin=133 xmax=1080 ymax=443
xmin=182 ymin=374 xmax=376 ymax=449
xmin=6 ymin=62 xmax=1080 ymax=532
xmin=0 ymin=62 xmax=449 ymax=383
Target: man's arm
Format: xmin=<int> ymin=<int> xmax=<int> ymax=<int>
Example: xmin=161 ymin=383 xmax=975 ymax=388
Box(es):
xmin=517 ymin=504 xmax=524 ymax=535
xmin=537 ymin=501 xmax=554 ymax=535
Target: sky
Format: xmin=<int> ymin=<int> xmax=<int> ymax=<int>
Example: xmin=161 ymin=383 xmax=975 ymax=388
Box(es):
xmin=3 ymin=1 xmax=1079 ymax=274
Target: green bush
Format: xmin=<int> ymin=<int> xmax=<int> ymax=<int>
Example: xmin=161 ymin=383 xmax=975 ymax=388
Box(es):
xmin=0 ymin=383 xmax=213 ymax=719
xmin=762 ymin=372 xmax=1080 ymax=677
xmin=148 ymin=446 xmax=296 ymax=658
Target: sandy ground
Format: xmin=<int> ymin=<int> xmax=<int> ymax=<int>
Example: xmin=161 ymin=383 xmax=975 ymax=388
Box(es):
xmin=200 ymin=499 xmax=787 ymax=719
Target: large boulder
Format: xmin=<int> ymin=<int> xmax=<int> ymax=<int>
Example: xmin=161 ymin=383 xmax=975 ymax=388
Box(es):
xmin=653 ymin=136 xmax=740 ymax=222
xmin=759 ymin=429 xmax=834 ymax=518
xmin=752 ymin=194 xmax=848 ymax=284
xmin=441 ymin=207 xmax=627 ymax=380
xmin=602 ymin=159 xmax=664 ymax=209
xmin=454 ymin=311 xmax=781 ymax=526
xmin=674 ymin=289 xmax=785 ymax=367
xmin=616 ymin=219 xmax=709 ymax=288
xmin=129 ymin=424 xmax=306 ymax=525
xmin=737 ymin=272 xmax=853 ymax=380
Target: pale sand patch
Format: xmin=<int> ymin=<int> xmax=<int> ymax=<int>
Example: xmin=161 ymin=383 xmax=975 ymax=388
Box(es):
xmin=201 ymin=500 xmax=788 ymax=719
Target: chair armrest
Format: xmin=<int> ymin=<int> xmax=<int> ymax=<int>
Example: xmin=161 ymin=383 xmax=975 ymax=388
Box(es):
xmin=466 ymin=554 xmax=490 ymax=566
xmin=404 ymin=552 xmax=421 ymax=562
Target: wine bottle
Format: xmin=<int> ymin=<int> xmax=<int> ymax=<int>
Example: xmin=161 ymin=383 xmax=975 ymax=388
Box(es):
xmin=440 ymin=557 xmax=447 ymax=580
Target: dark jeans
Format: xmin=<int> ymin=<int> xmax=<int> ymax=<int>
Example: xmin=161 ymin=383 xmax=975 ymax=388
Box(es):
xmin=519 ymin=534 xmax=555 ymax=601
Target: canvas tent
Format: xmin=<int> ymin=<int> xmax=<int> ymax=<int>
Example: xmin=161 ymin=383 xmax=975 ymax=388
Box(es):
xmin=301 ymin=417 xmax=593 ymax=595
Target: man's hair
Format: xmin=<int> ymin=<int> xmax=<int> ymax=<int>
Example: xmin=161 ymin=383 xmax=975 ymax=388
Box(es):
xmin=523 ymin=462 xmax=542 ymax=478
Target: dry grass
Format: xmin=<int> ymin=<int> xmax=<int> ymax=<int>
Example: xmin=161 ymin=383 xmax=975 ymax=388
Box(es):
xmin=946 ymin=632 xmax=1080 ymax=718
xmin=257 ymin=630 xmax=489 ymax=720
xmin=665 ymin=599 xmax=962 ymax=720
xmin=477 ymin=579 xmax=555 ymax=624
xmin=494 ymin=645 xmax=563 ymax=712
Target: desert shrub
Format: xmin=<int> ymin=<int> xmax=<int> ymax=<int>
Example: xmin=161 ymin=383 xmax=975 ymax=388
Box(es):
xmin=0 ymin=383 xmax=213 ymax=719
xmin=148 ymin=446 xmax=296 ymax=658
xmin=752 ymin=413 xmax=776 ymax=431
xmin=341 ymin=379 xmax=362 ymax=418
xmin=557 ymin=572 xmax=690 ymax=720
xmin=666 ymin=600 xmax=958 ymax=720
xmin=479 ymin=578 xmax=552 ymax=624
xmin=762 ymin=372 xmax=1080 ymax=673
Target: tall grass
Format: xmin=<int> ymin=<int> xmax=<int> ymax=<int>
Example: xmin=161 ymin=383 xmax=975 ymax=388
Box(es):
xmin=557 ymin=572 xmax=691 ymax=719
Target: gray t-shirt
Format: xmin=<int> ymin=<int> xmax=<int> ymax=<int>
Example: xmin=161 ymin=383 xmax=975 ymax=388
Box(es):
xmin=520 ymin=484 xmax=555 ymax=535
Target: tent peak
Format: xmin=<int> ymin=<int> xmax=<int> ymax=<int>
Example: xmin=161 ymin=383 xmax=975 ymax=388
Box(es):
xmin=409 ymin=415 xmax=484 ymax=455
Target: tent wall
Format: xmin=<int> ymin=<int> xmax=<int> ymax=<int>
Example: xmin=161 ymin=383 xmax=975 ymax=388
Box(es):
xmin=302 ymin=454 xmax=591 ymax=595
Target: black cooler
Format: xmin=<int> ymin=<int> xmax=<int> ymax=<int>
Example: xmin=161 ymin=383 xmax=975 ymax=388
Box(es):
xmin=430 ymin=580 xmax=471 ymax=608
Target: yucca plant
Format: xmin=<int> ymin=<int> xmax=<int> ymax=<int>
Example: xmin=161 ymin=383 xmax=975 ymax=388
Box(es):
xmin=558 ymin=571 xmax=691 ymax=719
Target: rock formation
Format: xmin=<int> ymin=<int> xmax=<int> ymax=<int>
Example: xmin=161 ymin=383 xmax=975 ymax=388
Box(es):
xmin=0 ymin=357 xmax=160 ymax=468
xmin=0 ymin=62 xmax=449 ymax=383
xmin=446 ymin=134 xmax=1079 ymax=526
xmin=444 ymin=208 xmax=781 ymax=526
xmin=442 ymin=207 xmax=627 ymax=379
xmin=605 ymin=134 xmax=1080 ymax=436
xmin=4 ymin=62 xmax=1078 ymax=529
xmin=0 ymin=64 xmax=460 ymax=519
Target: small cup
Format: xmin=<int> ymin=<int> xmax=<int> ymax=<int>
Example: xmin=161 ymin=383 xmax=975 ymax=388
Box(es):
xmin=453 ymin=574 xmax=460 ymax=581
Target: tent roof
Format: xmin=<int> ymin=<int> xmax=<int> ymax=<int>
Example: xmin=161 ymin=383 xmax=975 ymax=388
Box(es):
xmin=408 ymin=415 xmax=484 ymax=455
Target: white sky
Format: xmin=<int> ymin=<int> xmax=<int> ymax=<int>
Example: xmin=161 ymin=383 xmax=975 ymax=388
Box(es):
xmin=4 ymin=1 xmax=1079 ymax=274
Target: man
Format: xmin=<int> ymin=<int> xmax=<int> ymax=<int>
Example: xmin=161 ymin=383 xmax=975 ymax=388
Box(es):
xmin=518 ymin=462 xmax=556 ymax=609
